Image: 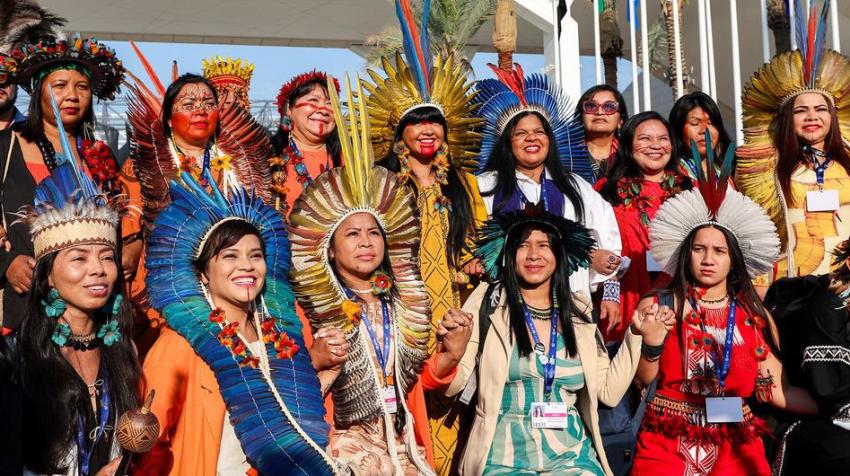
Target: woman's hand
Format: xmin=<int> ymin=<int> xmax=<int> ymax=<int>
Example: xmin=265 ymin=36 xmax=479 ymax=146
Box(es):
xmin=461 ymin=259 xmax=484 ymax=279
xmin=94 ymin=455 xmax=122 ymax=476
xmin=437 ymin=308 xmax=473 ymax=361
xmin=600 ymin=301 xmax=621 ymax=333
xmin=631 ymin=303 xmax=674 ymax=346
xmin=590 ymin=249 xmax=621 ymax=275
xmin=0 ymin=225 xmax=10 ymax=252
xmin=5 ymin=254 xmax=34 ymax=294
xmin=309 ymin=326 xmax=349 ymax=372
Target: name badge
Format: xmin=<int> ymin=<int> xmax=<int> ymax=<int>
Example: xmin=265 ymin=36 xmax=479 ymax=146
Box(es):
xmin=383 ymin=387 xmax=398 ymax=414
xmin=806 ymin=189 xmax=840 ymax=212
xmin=646 ymin=252 xmax=662 ymax=273
xmin=705 ymin=396 xmax=744 ymax=423
xmin=530 ymin=402 xmax=568 ymax=429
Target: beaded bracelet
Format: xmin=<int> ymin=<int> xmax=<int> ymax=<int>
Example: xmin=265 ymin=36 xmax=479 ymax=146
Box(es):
xmin=641 ymin=342 xmax=665 ymax=361
xmin=601 ymin=279 xmax=621 ymax=303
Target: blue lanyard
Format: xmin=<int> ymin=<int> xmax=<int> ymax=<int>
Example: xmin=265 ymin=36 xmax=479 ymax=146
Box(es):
xmin=361 ymin=299 xmax=392 ymax=385
xmin=522 ymin=304 xmax=559 ymax=400
xmin=803 ymin=145 xmax=831 ymax=185
xmin=690 ymin=297 xmax=737 ymax=394
xmin=201 ymin=146 xmax=211 ymax=176
xmin=519 ymin=173 xmax=549 ymax=211
xmin=75 ymin=375 xmax=111 ymax=475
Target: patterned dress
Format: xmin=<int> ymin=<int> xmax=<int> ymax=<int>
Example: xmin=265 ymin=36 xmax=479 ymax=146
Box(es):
xmin=415 ymin=176 xmax=487 ymax=475
xmin=484 ymin=336 xmax=604 ymax=475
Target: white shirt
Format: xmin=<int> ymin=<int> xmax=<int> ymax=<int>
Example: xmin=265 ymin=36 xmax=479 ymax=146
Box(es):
xmin=476 ymin=169 xmax=622 ymax=295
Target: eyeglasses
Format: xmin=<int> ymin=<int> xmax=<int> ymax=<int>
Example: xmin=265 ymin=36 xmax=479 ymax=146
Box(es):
xmin=582 ymin=101 xmax=620 ymax=115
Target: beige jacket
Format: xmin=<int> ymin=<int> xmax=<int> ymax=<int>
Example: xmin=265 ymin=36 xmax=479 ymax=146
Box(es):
xmin=447 ymin=284 xmax=642 ymax=476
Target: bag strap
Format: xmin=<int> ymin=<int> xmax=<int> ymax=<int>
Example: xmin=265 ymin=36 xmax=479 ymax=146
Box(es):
xmin=1 ymin=132 xmax=16 ymax=229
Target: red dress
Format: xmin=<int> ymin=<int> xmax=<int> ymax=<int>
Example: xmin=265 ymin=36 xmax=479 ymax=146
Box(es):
xmin=595 ymin=177 xmax=683 ymax=341
xmin=631 ymin=297 xmax=773 ymax=476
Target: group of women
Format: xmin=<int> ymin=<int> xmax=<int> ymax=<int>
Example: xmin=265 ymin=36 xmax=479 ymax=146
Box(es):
xmin=0 ymin=1 xmax=848 ymax=475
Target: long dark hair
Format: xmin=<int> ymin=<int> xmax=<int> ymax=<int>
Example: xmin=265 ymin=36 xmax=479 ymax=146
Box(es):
xmin=20 ymin=68 xmax=96 ymax=142
xmin=659 ymin=224 xmax=780 ymax=361
xmin=773 ymin=92 xmax=850 ymax=207
xmin=481 ymin=110 xmax=585 ymax=220
xmin=18 ymin=251 xmax=141 ymax=473
xmin=668 ymin=92 xmax=732 ymax=164
xmin=599 ymin=111 xmax=689 ymax=205
xmin=270 ymin=79 xmax=342 ymax=165
xmin=501 ymin=224 xmax=588 ymax=358
xmin=574 ymin=84 xmax=629 ymax=124
xmin=377 ymin=106 xmax=474 ymax=266
xmin=161 ymin=73 xmax=221 ymax=140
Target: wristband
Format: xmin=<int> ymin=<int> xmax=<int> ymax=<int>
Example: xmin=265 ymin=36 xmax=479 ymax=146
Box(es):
xmin=601 ymin=279 xmax=620 ymax=303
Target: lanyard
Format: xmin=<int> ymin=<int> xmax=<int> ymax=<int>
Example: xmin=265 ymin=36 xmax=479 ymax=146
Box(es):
xmin=523 ymin=304 xmax=559 ymax=400
xmin=519 ymin=173 xmax=550 ymax=211
xmin=361 ymin=299 xmax=392 ymax=385
xmin=803 ymin=145 xmax=832 ymax=186
xmin=201 ymin=146 xmax=211 ymax=176
xmin=690 ymin=297 xmax=737 ymax=394
xmin=75 ymin=375 xmax=111 ymax=475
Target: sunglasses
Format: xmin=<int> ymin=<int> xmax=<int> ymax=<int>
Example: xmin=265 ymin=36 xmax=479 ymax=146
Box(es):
xmin=582 ymin=101 xmax=620 ymax=115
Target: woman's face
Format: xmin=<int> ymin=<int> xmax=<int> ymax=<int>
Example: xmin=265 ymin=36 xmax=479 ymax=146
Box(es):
xmin=168 ymin=82 xmax=219 ymax=145
xmin=510 ymin=114 xmax=550 ymax=173
xmin=514 ymin=228 xmax=557 ymax=287
xmin=40 ymin=69 xmax=92 ymax=132
xmin=682 ymin=106 xmax=720 ymax=157
xmin=581 ymin=90 xmax=622 ymax=136
xmin=632 ymin=119 xmax=673 ymax=178
xmin=288 ymin=83 xmax=336 ymax=144
xmin=329 ymin=212 xmax=385 ymax=282
xmin=792 ymin=92 xmax=832 ymax=149
xmin=201 ymin=234 xmax=267 ymax=309
xmin=689 ymin=227 xmax=732 ymax=288
xmin=401 ymin=119 xmax=445 ymax=161
xmin=49 ymin=244 xmax=118 ymax=316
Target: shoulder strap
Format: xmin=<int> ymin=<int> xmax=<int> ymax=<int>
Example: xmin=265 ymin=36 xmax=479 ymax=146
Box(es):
xmin=1 ymin=133 xmax=16 ymax=229
xmin=477 ymin=283 xmax=499 ymax=357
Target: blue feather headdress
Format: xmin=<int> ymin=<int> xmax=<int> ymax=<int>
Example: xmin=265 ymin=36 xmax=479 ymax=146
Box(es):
xmin=145 ymin=172 xmax=341 ymax=474
xmin=472 ymin=63 xmax=592 ymax=182
xmin=21 ymin=92 xmax=118 ymax=260
xmin=474 ymin=204 xmax=595 ymax=282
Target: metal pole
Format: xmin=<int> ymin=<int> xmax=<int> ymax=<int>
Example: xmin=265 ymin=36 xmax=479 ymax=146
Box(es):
xmin=640 ymin=0 xmax=651 ymax=110
xmin=630 ymin=1 xmax=640 ymax=112
xmin=594 ymin=0 xmax=603 ymax=84
xmin=790 ymin=0 xmax=797 ymax=50
xmin=698 ymin=0 xmax=710 ymax=91
xmin=706 ymin=0 xmax=717 ymax=100
xmin=552 ymin=0 xmax=562 ymax=81
xmin=759 ymin=0 xmax=770 ymax=62
xmin=671 ymin=0 xmax=684 ymax=98
xmin=830 ymin=0 xmax=840 ymax=52
xmin=730 ymin=0 xmax=743 ymax=144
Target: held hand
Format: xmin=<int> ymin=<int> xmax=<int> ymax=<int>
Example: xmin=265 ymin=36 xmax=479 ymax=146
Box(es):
xmin=437 ymin=308 xmax=473 ymax=361
xmin=590 ymin=249 xmax=621 ymax=275
xmin=599 ymin=300 xmax=621 ymax=333
xmin=461 ymin=259 xmax=484 ymax=279
xmin=309 ymin=326 xmax=349 ymax=372
xmin=6 ymin=255 xmax=34 ymax=294
xmin=631 ymin=303 xmax=674 ymax=346
xmin=121 ymin=239 xmax=143 ymax=282
xmin=93 ymin=455 xmax=122 ymax=476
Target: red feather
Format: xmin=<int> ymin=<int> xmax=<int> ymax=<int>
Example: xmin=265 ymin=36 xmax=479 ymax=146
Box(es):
xmin=804 ymin=4 xmax=818 ymax=81
xmin=399 ymin=0 xmax=430 ymax=90
xmin=487 ymin=63 xmax=527 ymax=107
xmin=129 ymin=41 xmax=165 ymax=97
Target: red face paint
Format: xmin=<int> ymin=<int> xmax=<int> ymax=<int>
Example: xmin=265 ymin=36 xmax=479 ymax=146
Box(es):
xmin=419 ymin=143 xmax=436 ymax=156
xmin=171 ymin=108 xmax=218 ymax=145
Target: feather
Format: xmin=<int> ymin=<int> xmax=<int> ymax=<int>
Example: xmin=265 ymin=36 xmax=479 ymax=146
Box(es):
xmin=810 ymin=0 xmax=830 ymax=85
xmin=215 ymin=100 xmax=274 ymax=204
xmin=804 ymin=2 xmax=817 ymax=82
xmin=0 ymin=0 xmax=66 ymax=52
xmin=395 ymin=0 xmax=429 ymax=100
xmin=795 ymin=0 xmax=806 ymax=58
xmin=420 ymin=0 xmax=433 ymax=74
xmin=129 ymin=40 xmax=165 ymax=97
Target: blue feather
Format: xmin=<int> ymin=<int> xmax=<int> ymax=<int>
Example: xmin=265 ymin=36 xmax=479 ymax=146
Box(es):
xmin=395 ymin=0 xmax=429 ymax=100
xmin=420 ymin=0 xmax=433 ymax=73
xmin=795 ymin=0 xmax=806 ymax=56
xmin=810 ymin=0 xmax=830 ymax=85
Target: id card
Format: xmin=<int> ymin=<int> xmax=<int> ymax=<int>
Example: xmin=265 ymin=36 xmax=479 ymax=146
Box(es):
xmin=705 ymin=396 xmax=744 ymax=423
xmin=530 ymin=402 xmax=568 ymax=429
xmin=383 ymin=387 xmax=398 ymax=414
xmin=646 ymin=252 xmax=662 ymax=273
xmin=806 ymin=189 xmax=840 ymax=212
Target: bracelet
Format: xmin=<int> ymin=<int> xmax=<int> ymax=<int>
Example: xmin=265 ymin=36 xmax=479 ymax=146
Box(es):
xmin=641 ymin=341 xmax=664 ymax=361
xmin=601 ymin=279 xmax=620 ymax=303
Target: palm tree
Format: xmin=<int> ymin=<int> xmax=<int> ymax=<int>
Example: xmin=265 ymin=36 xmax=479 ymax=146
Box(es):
xmin=599 ymin=1 xmax=624 ymax=87
xmin=767 ymin=0 xmax=791 ymax=54
xmin=365 ymin=0 xmax=498 ymax=74
xmin=662 ymin=0 xmax=689 ymax=97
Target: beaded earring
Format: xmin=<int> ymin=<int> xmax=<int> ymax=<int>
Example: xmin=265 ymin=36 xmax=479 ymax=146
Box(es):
xmin=281 ymin=115 xmax=292 ymax=132
xmin=42 ymin=288 xmax=70 ymax=346
xmin=96 ymin=294 xmax=123 ymax=347
xmin=393 ymin=140 xmax=413 ymax=185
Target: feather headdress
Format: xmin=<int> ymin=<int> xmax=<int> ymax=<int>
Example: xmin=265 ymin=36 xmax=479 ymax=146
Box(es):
xmin=19 ymin=93 xmax=119 ymax=260
xmin=472 ymin=64 xmax=592 ymax=182
xmin=0 ymin=0 xmax=66 ymax=53
xmin=202 ymin=55 xmax=254 ymax=109
xmin=288 ymin=75 xmax=431 ymax=426
xmin=474 ymin=203 xmax=595 ymax=282
xmin=651 ymin=133 xmax=780 ymax=277
xmin=737 ymin=0 xmax=850 ymax=241
xmin=125 ymin=42 xmax=272 ymax=234
xmin=145 ymin=172 xmax=341 ymax=474
xmin=362 ymin=0 xmax=482 ymax=171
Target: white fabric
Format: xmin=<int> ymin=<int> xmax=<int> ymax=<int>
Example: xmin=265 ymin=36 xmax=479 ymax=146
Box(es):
xmin=216 ymin=340 xmax=265 ymax=475
xmin=477 ymin=168 xmax=622 ymax=295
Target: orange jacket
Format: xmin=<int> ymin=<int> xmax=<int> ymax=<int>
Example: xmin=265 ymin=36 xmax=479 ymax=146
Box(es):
xmin=134 ymin=328 xmax=235 ymax=476
xmin=406 ymin=354 xmax=457 ymax=468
